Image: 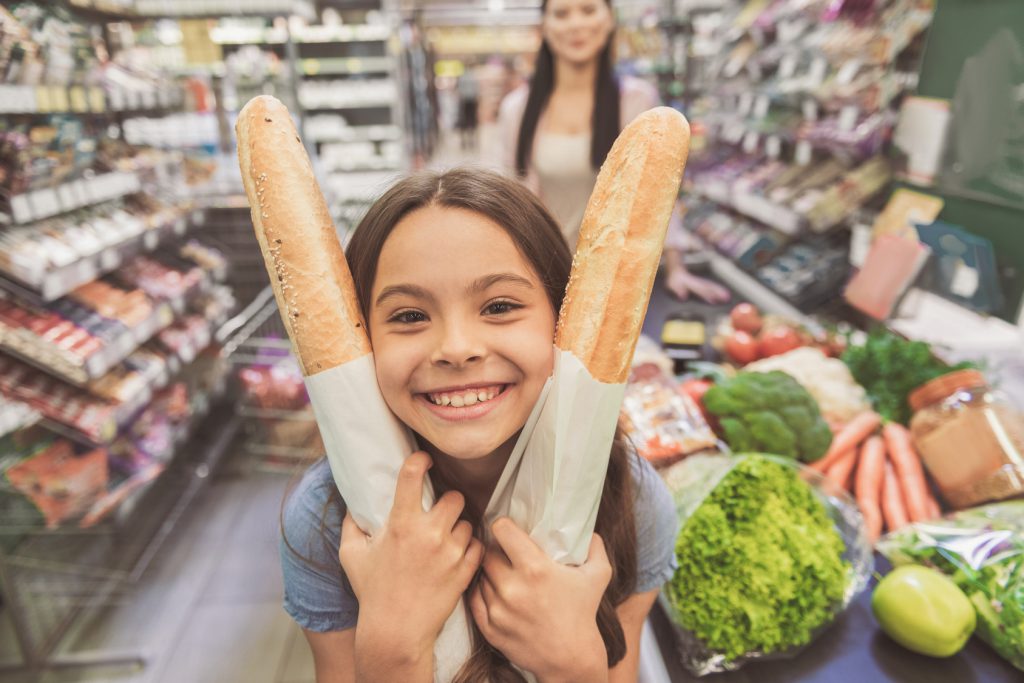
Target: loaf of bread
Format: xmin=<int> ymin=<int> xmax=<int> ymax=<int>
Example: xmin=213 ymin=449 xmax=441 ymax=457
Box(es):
xmin=236 ymin=96 xmax=371 ymax=376
xmin=555 ymin=107 xmax=690 ymax=384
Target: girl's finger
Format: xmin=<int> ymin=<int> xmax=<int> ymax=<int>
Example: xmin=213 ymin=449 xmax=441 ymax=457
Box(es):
xmin=583 ymin=533 xmax=612 ymax=584
xmin=481 ymin=546 xmax=514 ymax=583
xmin=452 ymin=519 xmax=474 ymax=549
xmin=391 ymin=451 xmax=431 ymax=520
xmin=431 ymin=489 xmax=466 ymax=531
xmin=490 ymin=517 xmax=545 ymax=569
xmin=479 ymin=572 xmax=499 ymax=609
xmin=469 ymin=584 xmax=493 ymax=638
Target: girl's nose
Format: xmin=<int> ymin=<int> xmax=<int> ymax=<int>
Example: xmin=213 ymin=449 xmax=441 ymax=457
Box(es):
xmin=431 ymin=321 xmax=484 ymax=368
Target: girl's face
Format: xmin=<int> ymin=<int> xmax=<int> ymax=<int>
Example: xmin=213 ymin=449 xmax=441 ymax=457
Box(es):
xmin=542 ymin=0 xmax=614 ymax=68
xmin=369 ymin=205 xmax=556 ymax=462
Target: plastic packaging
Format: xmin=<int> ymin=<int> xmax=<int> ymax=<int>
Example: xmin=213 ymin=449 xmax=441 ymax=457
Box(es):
xmin=908 ymin=369 xmax=1024 ymax=508
xmin=876 ymin=501 xmax=1024 ymax=672
xmin=658 ymin=454 xmax=873 ymax=675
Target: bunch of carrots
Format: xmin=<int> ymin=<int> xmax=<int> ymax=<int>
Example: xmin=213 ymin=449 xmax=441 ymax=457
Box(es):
xmin=810 ymin=412 xmax=941 ymax=543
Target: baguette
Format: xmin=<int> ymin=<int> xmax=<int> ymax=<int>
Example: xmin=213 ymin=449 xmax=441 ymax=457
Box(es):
xmin=555 ymin=107 xmax=690 ymax=383
xmin=236 ymin=96 xmax=371 ymax=376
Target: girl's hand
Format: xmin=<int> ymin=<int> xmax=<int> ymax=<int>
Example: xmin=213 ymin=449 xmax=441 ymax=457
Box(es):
xmin=339 ymin=451 xmax=484 ymax=664
xmin=470 ymin=518 xmax=612 ymax=683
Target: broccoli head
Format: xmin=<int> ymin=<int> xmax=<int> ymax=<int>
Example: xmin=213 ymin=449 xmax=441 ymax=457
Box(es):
xmin=702 ymin=371 xmax=832 ymax=462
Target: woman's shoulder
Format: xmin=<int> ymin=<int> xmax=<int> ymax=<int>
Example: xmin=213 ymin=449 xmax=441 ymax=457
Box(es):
xmin=499 ymin=84 xmax=530 ymax=122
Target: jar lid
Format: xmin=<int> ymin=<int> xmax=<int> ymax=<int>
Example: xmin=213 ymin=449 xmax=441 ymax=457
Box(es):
xmin=909 ymin=369 xmax=987 ymax=413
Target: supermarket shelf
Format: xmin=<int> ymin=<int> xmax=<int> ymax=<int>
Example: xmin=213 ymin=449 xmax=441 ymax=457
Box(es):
xmin=705 ymin=250 xmax=815 ymax=327
xmin=0 ymin=212 xmax=191 ymax=304
xmin=299 ymin=101 xmax=395 ymax=111
xmin=307 ymin=125 xmax=402 ymax=144
xmin=0 ymin=84 xmax=185 ymax=116
xmin=210 ymin=24 xmax=390 ymax=45
xmin=236 ymin=405 xmax=315 ymax=421
xmin=691 ymin=182 xmax=805 ymax=236
xmin=0 ymin=401 xmax=41 ymax=441
xmin=6 ymin=172 xmax=141 ymax=226
xmin=324 ymin=159 xmax=403 ymax=173
xmin=300 ymin=57 xmax=394 ymax=76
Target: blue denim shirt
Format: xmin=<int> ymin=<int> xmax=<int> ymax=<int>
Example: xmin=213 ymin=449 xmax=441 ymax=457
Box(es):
xmin=280 ymin=454 xmax=679 ymax=632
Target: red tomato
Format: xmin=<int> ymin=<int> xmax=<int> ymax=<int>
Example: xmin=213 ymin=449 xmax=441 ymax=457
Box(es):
xmin=730 ymin=303 xmax=763 ymax=334
xmin=680 ymin=378 xmax=712 ymax=404
xmin=725 ymin=331 xmax=760 ymax=365
xmin=758 ymin=327 xmax=803 ymax=358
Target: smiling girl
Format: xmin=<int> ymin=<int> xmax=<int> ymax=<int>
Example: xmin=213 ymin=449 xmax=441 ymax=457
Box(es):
xmin=281 ymin=168 xmax=678 ymax=683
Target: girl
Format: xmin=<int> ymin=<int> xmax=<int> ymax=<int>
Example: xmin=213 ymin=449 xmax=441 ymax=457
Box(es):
xmin=498 ymin=0 xmax=730 ymax=304
xmin=281 ymin=168 xmax=678 ymax=683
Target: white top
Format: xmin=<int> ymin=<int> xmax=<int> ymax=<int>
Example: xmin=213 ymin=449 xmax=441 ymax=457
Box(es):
xmin=533 ymin=132 xmax=598 ymax=249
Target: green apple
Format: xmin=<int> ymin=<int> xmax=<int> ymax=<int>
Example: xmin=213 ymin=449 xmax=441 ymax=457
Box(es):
xmin=872 ymin=565 xmax=976 ymax=657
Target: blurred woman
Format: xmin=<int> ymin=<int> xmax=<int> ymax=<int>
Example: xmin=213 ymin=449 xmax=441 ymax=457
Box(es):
xmin=499 ymin=0 xmax=729 ymax=304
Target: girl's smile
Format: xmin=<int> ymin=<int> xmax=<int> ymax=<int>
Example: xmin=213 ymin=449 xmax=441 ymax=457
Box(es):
xmin=368 ymin=204 xmax=556 ymax=462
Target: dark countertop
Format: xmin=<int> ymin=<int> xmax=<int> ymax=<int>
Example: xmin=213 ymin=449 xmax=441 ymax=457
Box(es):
xmin=639 ymin=271 xmax=1022 ymax=682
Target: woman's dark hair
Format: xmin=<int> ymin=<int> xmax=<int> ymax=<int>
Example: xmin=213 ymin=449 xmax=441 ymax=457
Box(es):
xmin=515 ymin=0 xmax=620 ymax=177
xmin=289 ymin=168 xmax=638 ymax=682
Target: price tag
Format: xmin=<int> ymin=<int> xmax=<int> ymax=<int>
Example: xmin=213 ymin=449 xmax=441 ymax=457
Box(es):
xmin=109 ymin=87 xmax=124 ymax=111
xmin=17 ymin=86 xmax=35 ymax=112
xmin=723 ymin=121 xmax=745 ymax=144
xmin=35 ymin=86 xmax=52 ymax=113
xmin=10 ymin=195 xmax=33 ymax=224
xmin=838 ymin=106 xmax=859 ymax=132
xmin=753 ymin=94 xmax=770 ymax=120
xmin=71 ymin=180 xmax=89 ymax=206
xmin=795 ymin=139 xmax=813 ymax=165
xmin=808 ymin=57 xmax=828 ymax=86
xmin=142 ymin=89 xmax=157 ymax=110
xmin=802 ymin=99 xmax=819 ymax=122
xmin=50 ymin=86 xmax=69 ymax=112
xmin=126 ymin=88 xmax=142 ymax=111
xmin=57 ymin=183 xmax=77 ymax=210
xmin=100 ymin=248 xmax=122 ymax=271
xmin=778 ymin=54 xmax=798 ymax=80
xmin=143 ymin=230 xmax=159 ymax=250
xmin=33 ymin=188 xmax=60 ymax=219
xmin=738 ymin=92 xmax=754 ymax=117
xmin=835 ymin=59 xmax=862 ymax=86
xmin=69 ymin=86 xmax=88 ymax=112
xmin=742 ymin=131 xmax=759 ymax=154
xmin=88 ymin=86 xmax=106 ymax=112
xmin=766 ymin=136 xmax=782 ymax=159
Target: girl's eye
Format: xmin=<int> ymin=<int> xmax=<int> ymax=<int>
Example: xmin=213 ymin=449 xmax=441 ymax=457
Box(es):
xmin=484 ymin=300 xmax=523 ymax=316
xmin=388 ymin=310 xmax=427 ymax=324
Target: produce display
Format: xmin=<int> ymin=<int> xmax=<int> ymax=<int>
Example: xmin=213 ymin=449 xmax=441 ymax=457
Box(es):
xmin=701 ymin=370 xmax=833 ymax=463
xmin=660 ymin=454 xmax=870 ymax=674
xmin=745 ymin=347 xmax=870 ymax=426
xmin=841 ymin=328 xmax=974 ymax=425
xmin=877 ymin=502 xmax=1024 ymax=672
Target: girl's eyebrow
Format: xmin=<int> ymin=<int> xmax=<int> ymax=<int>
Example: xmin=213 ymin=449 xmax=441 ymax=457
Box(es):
xmin=374 ymin=273 xmax=534 ymax=308
xmin=468 ymin=272 xmax=535 ymax=294
xmin=375 ymin=284 xmax=435 ymax=308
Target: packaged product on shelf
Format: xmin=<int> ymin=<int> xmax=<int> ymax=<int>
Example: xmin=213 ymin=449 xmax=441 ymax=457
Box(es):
xmin=118 ymin=253 xmax=205 ymax=302
xmin=238 ymin=360 xmax=309 ymax=411
xmin=71 ymin=280 xmax=154 ymax=329
xmin=908 ymin=369 xmax=1024 ymax=509
xmin=659 ymin=454 xmax=872 ymax=675
xmin=1 ymin=427 xmax=108 ymax=528
xmin=877 ymin=501 xmax=1024 ymax=672
xmin=621 ymin=363 xmax=717 ymax=467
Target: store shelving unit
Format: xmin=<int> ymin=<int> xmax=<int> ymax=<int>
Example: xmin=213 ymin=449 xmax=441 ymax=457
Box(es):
xmin=0 ymin=3 xmax=243 ymax=675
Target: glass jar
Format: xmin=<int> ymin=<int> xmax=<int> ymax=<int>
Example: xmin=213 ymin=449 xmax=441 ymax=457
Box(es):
xmin=909 ymin=369 xmax=1024 ymax=509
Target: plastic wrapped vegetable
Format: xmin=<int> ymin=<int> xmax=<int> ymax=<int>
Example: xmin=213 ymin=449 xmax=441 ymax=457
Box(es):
xmin=659 ymin=454 xmax=873 ymax=675
xmin=701 ymin=371 xmax=833 ymax=462
xmin=877 ymin=502 xmax=1024 ymax=671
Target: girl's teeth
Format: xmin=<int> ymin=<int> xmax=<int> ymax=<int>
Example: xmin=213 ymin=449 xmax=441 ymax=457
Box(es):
xmin=429 ymin=386 xmax=502 ymax=407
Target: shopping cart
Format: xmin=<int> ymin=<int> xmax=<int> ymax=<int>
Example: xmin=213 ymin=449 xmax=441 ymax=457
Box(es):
xmin=218 ymin=287 xmax=323 ymax=472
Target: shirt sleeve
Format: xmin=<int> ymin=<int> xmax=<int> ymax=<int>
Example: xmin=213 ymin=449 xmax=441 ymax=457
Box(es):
xmin=631 ymin=455 xmax=680 ymax=593
xmin=280 ymin=461 xmax=360 ymax=632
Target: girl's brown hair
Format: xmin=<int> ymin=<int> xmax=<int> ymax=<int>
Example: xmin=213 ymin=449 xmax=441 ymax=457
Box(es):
xmin=306 ymin=167 xmax=637 ymax=681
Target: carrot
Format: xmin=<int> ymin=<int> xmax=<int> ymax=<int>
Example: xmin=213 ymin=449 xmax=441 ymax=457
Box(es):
xmin=811 ymin=411 xmax=882 ymax=473
xmin=855 ymin=435 xmax=886 ymax=543
xmin=825 ymin=448 xmax=859 ymax=492
xmin=882 ymin=423 xmax=930 ymax=523
xmin=881 ymin=461 xmax=909 ymax=533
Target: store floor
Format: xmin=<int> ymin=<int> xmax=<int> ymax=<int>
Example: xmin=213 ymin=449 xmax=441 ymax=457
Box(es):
xmin=0 ymin=457 xmax=315 ymax=683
